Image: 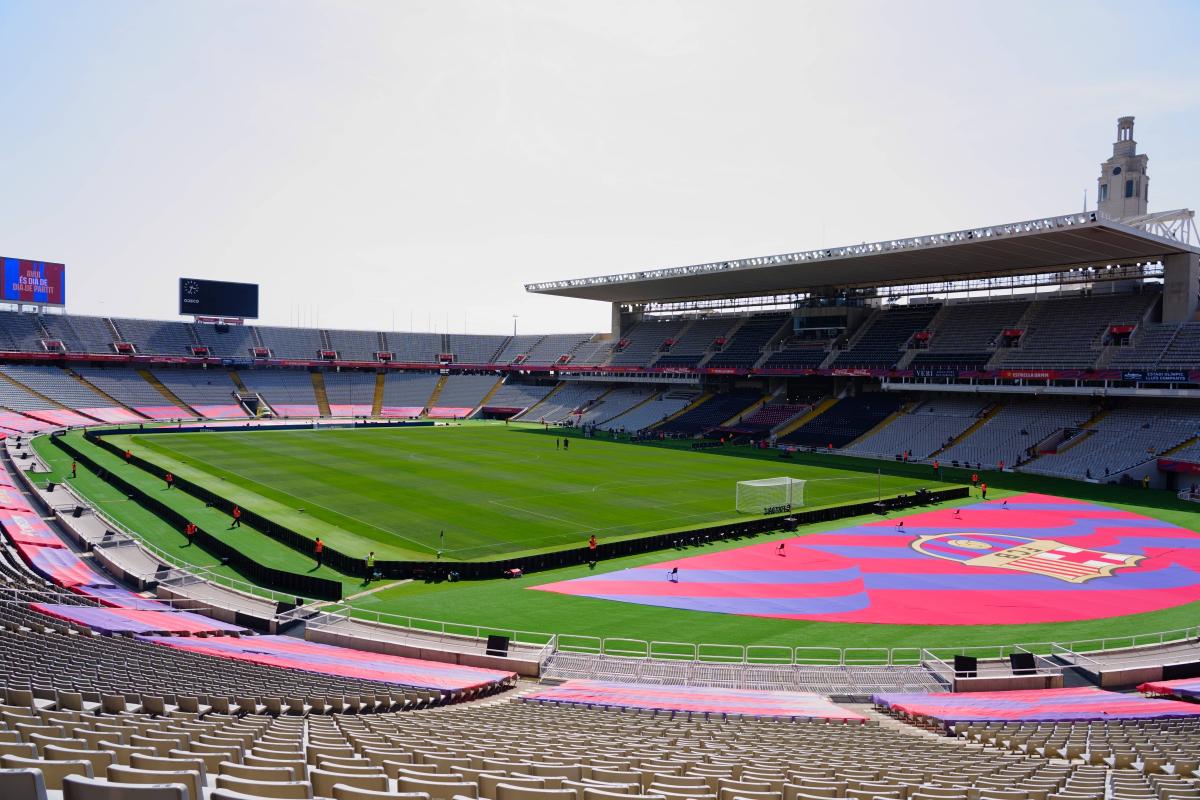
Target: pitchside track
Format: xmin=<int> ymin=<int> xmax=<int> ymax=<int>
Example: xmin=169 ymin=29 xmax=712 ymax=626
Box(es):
xmin=107 ymin=423 xmax=938 ymax=561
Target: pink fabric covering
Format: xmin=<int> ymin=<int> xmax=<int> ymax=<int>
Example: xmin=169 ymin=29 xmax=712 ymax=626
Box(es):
xmin=427 ymin=407 xmax=473 ymax=418
xmin=134 ymin=405 xmax=188 ymax=420
xmin=143 ymin=635 xmax=516 ymax=693
xmin=329 ymin=404 xmax=373 ymax=417
xmin=77 ymin=406 xmax=144 ymax=423
xmin=23 ymin=408 xmax=95 ymax=427
xmin=193 ymin=404 xmax=249 ymax=419
xmin=0 ymin=412 xmax=52 ymax=432
xmin=535 ymin=493 xmax=1200 ymax=625
xmin=31 ymin=603 xmax=247 ymax=635
xmin=525 ymin=680 xmax=866 ymax=721
xmin=875 ymin=687 xmax=1200 ymax=726
xmin=270 ymin=404 xmax=320 ymax=417
xmin=0 ymin=509 xmax=63 ymax=547
xmin=381 ymin=406 xmax=423 ymax=417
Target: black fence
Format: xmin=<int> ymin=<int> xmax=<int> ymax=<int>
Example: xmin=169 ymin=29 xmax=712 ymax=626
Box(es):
xmin=77 ymin=426 xmax=968 ymax=583
xmin=52 ymin=433 xmax=343 ymax=601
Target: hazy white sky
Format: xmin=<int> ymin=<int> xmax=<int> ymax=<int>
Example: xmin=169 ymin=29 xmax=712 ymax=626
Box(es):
xmin=2 ymin=0 xmax=1198 ymax=334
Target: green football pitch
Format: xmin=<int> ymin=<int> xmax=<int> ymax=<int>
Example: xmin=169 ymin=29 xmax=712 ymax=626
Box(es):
xmin=102 ymin=422 xmax=941 ymax=561
xmin=31 ymin=423 xmax=1200 ymax=651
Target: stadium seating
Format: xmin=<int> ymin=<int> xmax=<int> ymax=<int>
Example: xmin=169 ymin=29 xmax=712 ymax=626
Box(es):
xmin=571 ymin=335 xmax=616 ymax=365
xmin=152 ymin=370 xmax=246 ymax=419
xmin=107 ymin=318 xmax=194 ymax=356
xmin=191 ymin=323 xmax=257 ymax=358
xmin=1022 ymin=402 xmax=1200 ymax=480
xmin=993 ymin=290 xmax=1157 ymax=369
xmin=0 ymin=311 xmax=54 ymax=352
xmin=432 ymin=375 xmax=502 ymax=416
xmin=516 ymin=383 xmax=608 ymax=424
xmin=781 ymin=394 xmax=903 ymax=448
xmin=656 ymin=391 xmax=760 ymax=436
xmin=609 ymin=320 xmax=688 ymax=367
xmin=720 ymin=401 xmax=811 ymax=437
xmin=38 ymin=314 xmax=118 ymax=354
xmin=492 ymin=335 xmax=542 ymax=364
xmin=0 ymin=366 xmax=133 ymax=424
xmin=760 ymin=339 xmax=831 ymax=370
xmin=652 ymin=317 xmax=739 ymax=368
xmin=575 ymin=386 xmax=656 ymax=427
xmin=445 ymin=334 xmax=509 ymax=365
xmin=831 ymin=305 xmax=941 ymax=369
xmin=327 ymin=328 xmax=386 ymax=362
xmin=705 ymin=313 xmax=791 ymax=369
xmin=255 ymin=326 xmax=327 ymax=360
xmin=324 ymin=371 xmax=379 ymax=417
xmin=380 ymin=372 xmax=440 ymax=416
xmin=483 ymin=382 xmax=556 ymax=414
xmin=937 ymin=397 xmax=1092 ymax=469
xmin=387 ymin=332 xmax=442 ymax=364
xmin=841 ymin=397 xmax=991 ymax=460
xmin=238 ymin=369 xmax=321 ymax=417
xmin=908 ymin=299 xmax=1030 ymax=371
xmin=597 ymin=388 xmax=700 ymax=433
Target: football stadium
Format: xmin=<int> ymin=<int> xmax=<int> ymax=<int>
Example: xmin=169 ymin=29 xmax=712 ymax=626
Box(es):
xmin=3 ymin=5 xmax=1200 ymax=799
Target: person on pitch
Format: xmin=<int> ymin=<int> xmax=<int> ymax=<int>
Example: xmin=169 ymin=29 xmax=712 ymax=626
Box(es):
xmin=314 ymin=537 xmax=325 ymax=566
xmin=231 ymin=505 xmax=242 ymax=528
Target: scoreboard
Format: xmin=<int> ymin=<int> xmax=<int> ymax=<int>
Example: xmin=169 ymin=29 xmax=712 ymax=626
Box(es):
xmin=180 ymin=278 xmax=259 ymax=319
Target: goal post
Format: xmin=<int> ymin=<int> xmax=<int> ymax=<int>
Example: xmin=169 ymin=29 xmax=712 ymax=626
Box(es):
xmin=736 ymin=477 xmax=806 ymax=514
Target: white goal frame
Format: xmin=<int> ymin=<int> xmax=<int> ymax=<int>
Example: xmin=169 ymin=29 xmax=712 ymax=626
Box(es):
xmin=736 ymin=477 xmax=806 ymax=514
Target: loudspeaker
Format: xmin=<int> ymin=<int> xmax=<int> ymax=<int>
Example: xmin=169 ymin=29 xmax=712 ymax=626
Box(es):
xmin=72 ymin=506 xmax=84 ymax=518
xmin=953 ymin=655 xmax=977 ymax=678
xmin=1010 ymin=652 xmax=1037 ymax=675
xmin=485 ymin=634 xmax=510 ymax=657
xmin=46 ymin=482 xmax=56 ymax=492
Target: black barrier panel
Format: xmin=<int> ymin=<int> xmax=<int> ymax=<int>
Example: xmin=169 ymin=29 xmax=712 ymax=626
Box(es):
xmin=82 ymin=426 xmax=969 ymax=582
xmin=53 ymin=435 xmax=343 ymax=601
xmin=1162 ymin=661 xmax=1200 ymax=681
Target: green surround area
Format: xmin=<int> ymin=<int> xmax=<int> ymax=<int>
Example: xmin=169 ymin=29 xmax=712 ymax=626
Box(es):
xmin=30 ymin=423 xmax=1200 ymax=652
xmin=92 ymin=423 xmax=940 ymax=561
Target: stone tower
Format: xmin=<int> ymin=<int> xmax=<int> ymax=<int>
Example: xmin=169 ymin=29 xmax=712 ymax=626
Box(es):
xmin=1097 ymin=116 xmax=1149 ymax=220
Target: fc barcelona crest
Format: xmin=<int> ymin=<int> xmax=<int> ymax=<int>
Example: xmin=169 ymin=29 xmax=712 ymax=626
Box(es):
xmin=911 ymin=532 xmax=1142 ymax=584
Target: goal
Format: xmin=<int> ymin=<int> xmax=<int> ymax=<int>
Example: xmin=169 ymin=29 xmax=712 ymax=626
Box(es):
xmin=736 ymin=477 xmax=806 ymax=514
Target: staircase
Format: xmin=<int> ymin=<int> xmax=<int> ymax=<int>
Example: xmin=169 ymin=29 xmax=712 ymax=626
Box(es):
xmin=515 ymin=383 xmax=564 ymax=421
xmin=186 ymin=324 xmax=202 ymax=345
xmin=718 ymin=393 xmax=773 ymax=428
xmin=475 ymin=377 xmax=505 ymax=413
xmin=65 ymin=368 xmax=145 ymax=418
xmin=311 ymin=373 xmax=331 ymax=417
xmin=845 ymin=401 xmax=915 ymax=449
xmin=137 ymin=369 xmax=200 ymax=416
xmin=228 ymin=370 xmax=248 ymax=393
xmin=105 ymin=318 xmax=125 ymax=343
xmin=377 ymin=332 xmax=389 ymax=354
xmin=425 ymin=375 xmax=448 ymax=410
xmin=648 ymin=392 xmax=713 ymax=431
xmin=320 ymin=330 xmax=333 ymax=351
xmin=772 ymin=396 xmax=839 ymax=439
xmin=371 ymin=373 xmax=386 ymax=416
xmin=597 ymin=388 xmax=663 ymax=427
xmin=984 ymin=302 xmax=1040 ymax=369
xmin=0 ymin=371 xmax=104 ymax=423
xmin=931 ymin=403 xmax=1003 ymax=458
xmin=489 ymin=337 xmax=513 ymax=364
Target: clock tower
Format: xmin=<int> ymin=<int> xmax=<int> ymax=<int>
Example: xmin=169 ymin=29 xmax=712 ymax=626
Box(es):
xmin=1097 ymin=116 xmax=1148 ymax=220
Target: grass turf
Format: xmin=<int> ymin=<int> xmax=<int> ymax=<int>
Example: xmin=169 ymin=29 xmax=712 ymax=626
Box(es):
xmin=104 ymin=423 xmax=944 ymax=561
xmin=35 ymin=423 xmax=1200 ymax=653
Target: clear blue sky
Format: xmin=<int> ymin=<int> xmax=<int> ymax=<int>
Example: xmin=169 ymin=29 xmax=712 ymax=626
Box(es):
xmin=1 ymin=0 xmax=1198 ymax=334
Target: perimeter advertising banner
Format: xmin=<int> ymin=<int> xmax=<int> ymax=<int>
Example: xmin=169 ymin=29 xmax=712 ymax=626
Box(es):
xmin=1 ymin=258 xmax=66 ymax=306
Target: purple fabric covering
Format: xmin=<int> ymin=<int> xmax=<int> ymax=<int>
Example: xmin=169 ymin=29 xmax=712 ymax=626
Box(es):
xmin=31 ymin=603 xmax=248 ymax=635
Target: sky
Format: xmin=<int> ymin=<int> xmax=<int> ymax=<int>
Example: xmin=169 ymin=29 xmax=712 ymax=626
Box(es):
xmin=1 ymin=0 xmax=1199 ymax=335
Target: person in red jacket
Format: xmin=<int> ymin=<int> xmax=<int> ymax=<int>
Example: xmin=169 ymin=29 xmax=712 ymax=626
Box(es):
xmin=164 ymin=472 xmax=174 ymax=490
xmin=314 ymin=537 xmax=325 ymax=566
xmin=231 ymin=506 xmax=242 ymax=528
xmin=184 ymin=521 xmax=197 ymax=545
xmin=980 ymin=482 xmax=988 ymax=500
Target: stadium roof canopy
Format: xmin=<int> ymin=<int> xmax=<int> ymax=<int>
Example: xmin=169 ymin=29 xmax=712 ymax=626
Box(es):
xmin=526 ymin=211 xmax=1200 ymax=304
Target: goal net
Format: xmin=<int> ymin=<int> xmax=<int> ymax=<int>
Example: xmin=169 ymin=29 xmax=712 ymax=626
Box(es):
xmin=736 ymin=477 xmax=806 ymax=514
